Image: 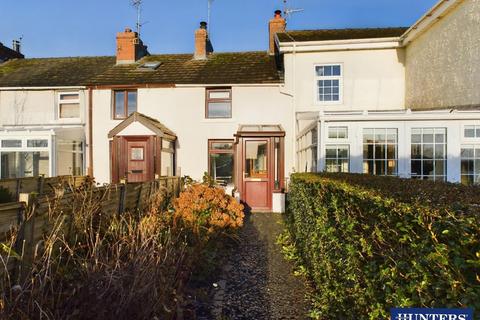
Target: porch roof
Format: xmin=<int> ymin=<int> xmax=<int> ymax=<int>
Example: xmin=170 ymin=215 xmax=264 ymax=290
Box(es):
xmin=236 ymin=124 xmax=285 ymax=137
xmin=108 ymin=112 xmax=176 ymax=140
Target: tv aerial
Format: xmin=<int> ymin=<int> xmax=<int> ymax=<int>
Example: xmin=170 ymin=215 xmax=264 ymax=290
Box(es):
xmin=207 ymin=0 xmax=214 ymax=27
xmin=131 ymin=0 xmax=148 ymax=35
xmin=283 ymin=0 xmax=304 ymax=21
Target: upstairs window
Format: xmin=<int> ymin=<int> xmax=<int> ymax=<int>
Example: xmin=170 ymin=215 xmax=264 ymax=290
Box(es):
xmin=58 ymin=92 xmax=80 ymax=119
xmin=113 ymin=90 xmax=137 ymax=119
xmin=315 ymin=64 xmax=342 ymax=103
xmin=206 ymin=88 xmax=232 ymax=118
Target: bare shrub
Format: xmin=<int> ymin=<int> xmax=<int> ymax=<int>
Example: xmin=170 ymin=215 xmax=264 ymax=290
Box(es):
xmin=0 ymin=180 xmax=226 ymax=320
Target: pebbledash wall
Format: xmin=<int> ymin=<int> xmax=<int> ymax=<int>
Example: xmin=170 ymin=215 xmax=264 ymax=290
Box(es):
xmin=405 ymin=0 xmax=480 ymax=110
xmin=91 ymin=85 xmax=293 ymax=184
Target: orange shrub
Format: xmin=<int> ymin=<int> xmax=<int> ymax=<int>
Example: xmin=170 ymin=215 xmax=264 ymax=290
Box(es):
xmin=173 ymin=183 xmax=244 ymax=237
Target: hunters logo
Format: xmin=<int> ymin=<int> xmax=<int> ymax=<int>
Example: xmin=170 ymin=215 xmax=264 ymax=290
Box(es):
xmin=391 ymin=308 xmax=474 ymax=320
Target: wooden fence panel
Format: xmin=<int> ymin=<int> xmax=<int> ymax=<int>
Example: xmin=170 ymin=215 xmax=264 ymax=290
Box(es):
xmin=0 ymin=176 xmax=89 ymax=201
xmin=0 ymin=177 xmax=181 ymax=277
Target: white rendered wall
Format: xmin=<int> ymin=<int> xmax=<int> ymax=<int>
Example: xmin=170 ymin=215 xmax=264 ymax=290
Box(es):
xmin=0 ymin=89 xmax=86 ymax=126
xmin=283 ymin=48 xmax=406 ymax=112
xmin=91 ymin=86 xmax=293 ymax=184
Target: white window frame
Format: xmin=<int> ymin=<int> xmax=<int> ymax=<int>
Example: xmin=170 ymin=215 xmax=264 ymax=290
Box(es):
xmin=325 ymin=144 xmax=350 ymax=173
xmin=57 ymin=91 xmax=80 ymax=120
xmin=0 ymin=135 xmax=52 ymax=178
xmin=460 ymin=144 xmax=480 ymax=185
xmin=314 ymin=63 xmax=343 ymax=105
xmin=327 ymin=126 xmax=348 ymax=141
xmin=410 ymin=127 xmax=447 ymax=181
xmin=362 ymin=128 xmax=398 ymax=176
xmin=463 ymin=124 xmax=480 ymax=140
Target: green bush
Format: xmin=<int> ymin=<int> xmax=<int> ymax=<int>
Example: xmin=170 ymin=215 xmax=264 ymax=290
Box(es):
xmin=286 ymin=173 xmax=480 ymax=319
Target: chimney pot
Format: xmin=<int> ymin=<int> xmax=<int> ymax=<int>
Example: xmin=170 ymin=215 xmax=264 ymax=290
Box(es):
xmin=268 ymin=9 xmax=286 ymax=55
xmin=125 ymin=28 xmax=132 ymax=32
xmin=200 ymin=21 xmax=207 ymax=29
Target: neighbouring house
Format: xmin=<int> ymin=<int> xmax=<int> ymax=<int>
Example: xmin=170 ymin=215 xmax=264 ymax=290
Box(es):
xmin=288 ymin=0 xmax=480 ymax=184
xmin=0 ymin=41 xmax=24 ymax=63
xmin=0 ymin=57 xmax=114 ymax=178
xmin=0 ymin=0 xmax=478 ymax=212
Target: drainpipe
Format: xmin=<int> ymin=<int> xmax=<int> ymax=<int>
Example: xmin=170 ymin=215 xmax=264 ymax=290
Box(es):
xmin=87 ymin=87 xmax=93 ymax=177
xmin=291 ymin=40 xmax=298 ymax=172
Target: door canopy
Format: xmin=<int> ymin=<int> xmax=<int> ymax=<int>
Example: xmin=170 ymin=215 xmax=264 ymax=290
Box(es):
xmin=235 ymin=124 xmax=285 ymax=138
xmin=108 ymin=112 xmax=176 ymax=140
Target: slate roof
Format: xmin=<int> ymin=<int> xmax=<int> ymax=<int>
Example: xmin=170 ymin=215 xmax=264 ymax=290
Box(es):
xmin=0 ymin=51 xmax=282 ymax=87
xmin=277 ymin=27 xmax=409 ymax=42
xmin=0 ymin=56 xmax=115 ymax=87
xmin=88 ymin=52 xmax=282 ymax=86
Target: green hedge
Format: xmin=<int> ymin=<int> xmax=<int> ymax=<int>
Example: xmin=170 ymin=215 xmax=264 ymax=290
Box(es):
xmin=286 ymin=173 xmax=480 ymax=319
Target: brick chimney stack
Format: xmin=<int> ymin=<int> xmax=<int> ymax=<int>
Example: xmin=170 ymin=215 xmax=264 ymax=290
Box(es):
xmin=269 ymin=10 xmax=286 ymax=55
xmin=194 ymin=21 xmax=213 ymax=60
xmin=116 ymin=28 xmax=148 ymax=64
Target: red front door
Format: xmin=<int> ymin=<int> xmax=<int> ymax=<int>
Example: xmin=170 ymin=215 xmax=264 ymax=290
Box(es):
xmin=126 ymin=138 xmax=150 ymax=182
xmin=242 ymin=139 xmax=271 ymax=211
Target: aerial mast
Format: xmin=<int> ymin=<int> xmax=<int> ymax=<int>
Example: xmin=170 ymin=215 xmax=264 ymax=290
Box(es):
xmin=283 ymin=0 xmax=304 ymax=22
xmin=132 ymin=0 xmax=144 ymax=35
xmin=207 ymin=0 xmax=214 ymax=28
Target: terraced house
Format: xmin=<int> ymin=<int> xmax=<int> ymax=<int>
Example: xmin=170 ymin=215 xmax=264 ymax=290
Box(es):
xmin=0 ymin=0 xmax=479 ymax=212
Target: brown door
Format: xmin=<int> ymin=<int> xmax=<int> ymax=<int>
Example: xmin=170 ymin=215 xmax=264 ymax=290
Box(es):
xmin=126 ymin=139 xmax=149 ymax=182
xmin=242 ymin=139 xmax=271 ymax=211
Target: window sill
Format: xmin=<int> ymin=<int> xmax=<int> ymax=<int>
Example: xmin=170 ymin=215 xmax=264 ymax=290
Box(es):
xmin=202 ymin=118 xmax=236 ymax=123
xmin=53 ymin=118 xmax=83 ymax=124
xmin=314 ymin=100 xmax=344 ymax=106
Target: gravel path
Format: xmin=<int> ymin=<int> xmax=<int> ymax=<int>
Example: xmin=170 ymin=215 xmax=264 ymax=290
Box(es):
xmin=218 ymin=212 xmax=310 ymax=319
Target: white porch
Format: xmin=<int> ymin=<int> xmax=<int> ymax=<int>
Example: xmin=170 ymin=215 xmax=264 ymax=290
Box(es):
xmin=0 ymin=127 xmax=84 ymax=179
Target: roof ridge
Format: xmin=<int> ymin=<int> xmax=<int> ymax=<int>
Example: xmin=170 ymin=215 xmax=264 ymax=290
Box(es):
xmin=282 ymin=26 xmax=409 ymax=33
xmin=18 ymin=55 xmax=115 ymax=60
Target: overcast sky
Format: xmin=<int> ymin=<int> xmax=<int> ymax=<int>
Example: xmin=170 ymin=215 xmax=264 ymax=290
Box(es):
xmin=0 ymin=0 xmax=437 ymax=58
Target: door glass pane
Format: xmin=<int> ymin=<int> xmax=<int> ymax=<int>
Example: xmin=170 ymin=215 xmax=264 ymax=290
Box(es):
xmin=161 ymin=151 xmax=174 ymax=176
xmin=57 ymin=140 xmax=83 ymax=176
xmin=131 ymin=147 xmax=144 ymax=160
xmin=245 ymin=141 xmax=268 ymax=178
